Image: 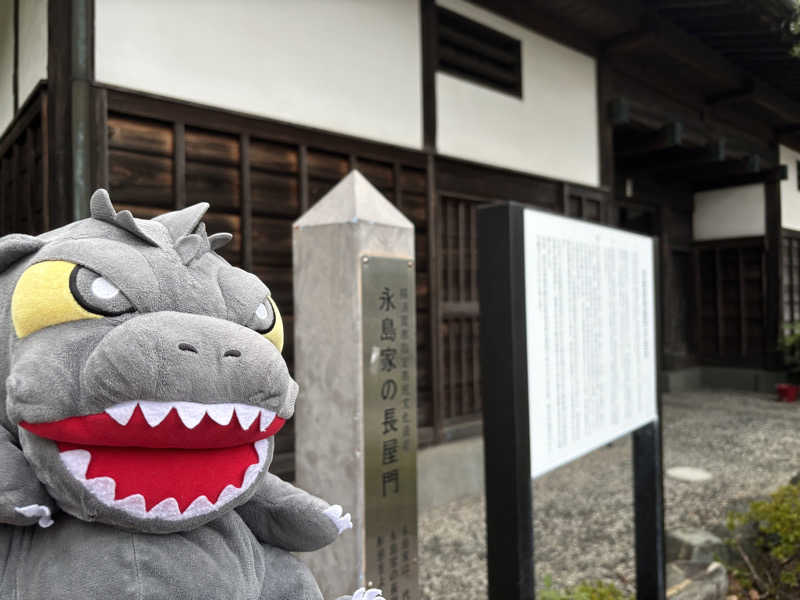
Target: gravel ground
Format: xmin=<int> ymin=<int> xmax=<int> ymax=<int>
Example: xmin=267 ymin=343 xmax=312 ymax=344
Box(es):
xmin=418 ymin=390 xmax=800 ymax=599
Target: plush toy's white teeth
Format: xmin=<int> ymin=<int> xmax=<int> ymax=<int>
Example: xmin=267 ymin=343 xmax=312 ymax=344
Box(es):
xmin=58 ymin=438 xmax=272 ymax=521
xmin=140 ymin=402 xmax=172 ymax=427
xmin=259 ymin=409 xmax=276 ymax=432
xmin=105 ymin=402 xmax=137 ymax=426
xmin=235 ymin=405 xmax=260 ymax=430
xmin=60 ymin=449 xmax=91 ymax=479
xmin=102 ymin=401 xmax=278 ymax=431
xmin=172 ymin=402 xmax=206 ymax=429
xmin=205 ymin=403 xmax=234 ymax=426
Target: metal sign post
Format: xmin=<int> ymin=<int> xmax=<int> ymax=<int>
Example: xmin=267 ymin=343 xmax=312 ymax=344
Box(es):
xmin=477 ymin=203 xmax=664 ymax=600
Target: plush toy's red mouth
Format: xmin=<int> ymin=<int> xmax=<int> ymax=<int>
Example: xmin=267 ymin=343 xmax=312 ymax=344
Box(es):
xmin=20 ymin=401 xmax=285 ymax=520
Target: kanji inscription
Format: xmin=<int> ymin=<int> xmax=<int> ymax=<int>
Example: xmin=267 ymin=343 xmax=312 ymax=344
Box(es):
xmin=362 ymin=256 xmax=418 ymax=599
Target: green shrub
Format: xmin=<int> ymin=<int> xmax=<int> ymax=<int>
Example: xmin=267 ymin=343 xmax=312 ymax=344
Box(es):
xmin=538 ymin=575 xmax=632 ymax=600
xmin=726 ymin=482 xmax=800 ymax=598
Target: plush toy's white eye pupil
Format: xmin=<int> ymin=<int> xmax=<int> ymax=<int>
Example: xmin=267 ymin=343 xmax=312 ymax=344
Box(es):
xmin=255 ymin=302 xmax=268 ymax=321
xmin=91 ymin=277 xmax=120 ymax=300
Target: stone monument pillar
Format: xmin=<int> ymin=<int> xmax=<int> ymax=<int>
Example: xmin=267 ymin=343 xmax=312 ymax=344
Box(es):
xmin=293 ymin=170 xmax=418 ymax=599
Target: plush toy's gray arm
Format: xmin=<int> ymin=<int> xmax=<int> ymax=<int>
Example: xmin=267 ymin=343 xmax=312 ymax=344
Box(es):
xmin=0 ymin=427 xmax=54 ymax=526
xmin=235 ymin=472 xmax=349 ymax=552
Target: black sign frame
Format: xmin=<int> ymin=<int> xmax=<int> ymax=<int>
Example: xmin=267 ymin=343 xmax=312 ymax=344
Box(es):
xmin=476 ymin=202 xmax=665 ymax=599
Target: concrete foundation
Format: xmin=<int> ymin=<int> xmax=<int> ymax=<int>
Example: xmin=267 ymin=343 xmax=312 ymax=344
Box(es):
xmin=665 ymin=366 xmax=786 ymax=393
xmin=417 ymin=436 xmax=484 ymax=513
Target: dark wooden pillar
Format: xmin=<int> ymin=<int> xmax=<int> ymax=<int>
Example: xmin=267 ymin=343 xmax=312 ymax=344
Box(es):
xmin=47 ymin=0 xmax=95 ymax=226
xmin=765 ymin=173 xmax=783 ymax=370
xmin=420 ymin=0 xmax=437 ymax=153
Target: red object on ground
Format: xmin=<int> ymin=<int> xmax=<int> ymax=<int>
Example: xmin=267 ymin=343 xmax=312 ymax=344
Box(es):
xmin=776 ymin=384 xmax=799 ymax=402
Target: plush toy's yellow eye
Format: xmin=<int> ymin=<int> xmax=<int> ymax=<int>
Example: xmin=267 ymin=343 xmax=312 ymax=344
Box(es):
xmin=252 ymin=297 xmax=283 ymax=353
xmin=11 ymin=261 xmax=133 ymax=338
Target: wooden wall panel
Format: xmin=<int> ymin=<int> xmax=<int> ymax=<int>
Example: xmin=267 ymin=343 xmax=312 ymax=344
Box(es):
xmin=0 ymin=87 xmax=48 ymax=236
xmin=693 ymin=238 xmax=767 ymax=366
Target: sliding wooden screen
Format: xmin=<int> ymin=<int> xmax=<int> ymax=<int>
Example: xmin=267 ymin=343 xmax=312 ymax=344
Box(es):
xmin=693 ymin=237 xmax=767 ymax=366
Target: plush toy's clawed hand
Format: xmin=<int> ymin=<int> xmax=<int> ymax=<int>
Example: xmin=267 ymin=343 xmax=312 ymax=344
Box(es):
xmin=348 ymin=588 xmax=385 ymax=600
xmin=14 ymin=504 xmax=54 ymax=528
xmin=322 ymin=504 xmax=353 ymax=534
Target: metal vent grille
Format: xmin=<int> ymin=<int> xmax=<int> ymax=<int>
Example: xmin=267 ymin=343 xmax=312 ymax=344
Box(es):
xmin=436 ymin=6 xmax=522 ymax=97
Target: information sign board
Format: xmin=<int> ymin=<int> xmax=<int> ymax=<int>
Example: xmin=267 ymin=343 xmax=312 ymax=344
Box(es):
xmin=523 ymin=209 xmax=657 ymax=478
xmin=478 ymin=203 xmax=665 ymax=600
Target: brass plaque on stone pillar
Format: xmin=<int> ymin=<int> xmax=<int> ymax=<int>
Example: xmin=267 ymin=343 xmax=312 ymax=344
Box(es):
xmin=361 ymin=255 xmax=418 ymax=600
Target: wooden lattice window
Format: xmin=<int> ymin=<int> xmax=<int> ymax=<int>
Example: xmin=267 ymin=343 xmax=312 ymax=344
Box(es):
xmin=436 ymin=6 xmax=522 ymax=97
xmin=439 ymin=195 xmax=481 ymax=425
xmin=693 ymin=239 xmax=766 ymax=364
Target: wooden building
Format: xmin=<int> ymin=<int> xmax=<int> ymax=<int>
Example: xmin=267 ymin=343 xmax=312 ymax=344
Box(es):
xmin=3 ymin=0 xmax=800 ymax=476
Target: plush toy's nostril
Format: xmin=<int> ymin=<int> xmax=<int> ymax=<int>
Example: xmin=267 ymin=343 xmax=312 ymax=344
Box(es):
xmin=178 ymin=343 xmax=198 ymax=354
xmin=223 ymin=349 xmax=242 ymax=358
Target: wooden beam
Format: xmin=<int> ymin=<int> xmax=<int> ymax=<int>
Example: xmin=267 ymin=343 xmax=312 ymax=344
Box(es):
xmin=602 ymin=28 xmax=653 ymax=55
xmin=706 ymin=82 xmax=755 ymax=106
xmin=693 ymin=164 xmax=787 ymax=191
xmin=620 ymin=138 xmax=726 ymax=173
xmin=617 ymin=122 xmax=684 ymax=157
xmin=684 ymin=155 xmax=760 ymax=182
xmin=750 ymin=81 xmax=800 ymax=124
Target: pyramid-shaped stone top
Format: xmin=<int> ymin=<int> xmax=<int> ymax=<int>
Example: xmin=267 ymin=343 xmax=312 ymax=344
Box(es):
xmin=294 ymin=170 xmax=413 ymax=229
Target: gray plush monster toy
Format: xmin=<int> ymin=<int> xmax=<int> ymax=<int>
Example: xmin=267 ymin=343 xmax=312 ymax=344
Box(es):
xmin=0 ymin=189 xmax=383 ymax=600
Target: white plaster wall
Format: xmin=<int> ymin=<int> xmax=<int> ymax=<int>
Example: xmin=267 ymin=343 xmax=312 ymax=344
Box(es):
xmin=780 ymin=145 xmax=800 ymax=231
xmin=17 ymin=0 xmax=47 ymax=106
xmin=95 ymin=0 xmax=422 ymax=149
xmin=693 ymin=184 xmax=766 ymax=241
xmin=0 ymin=0 xmax=14 ymax=135
xmin=435 ymin=0 xmax=599 ymax=186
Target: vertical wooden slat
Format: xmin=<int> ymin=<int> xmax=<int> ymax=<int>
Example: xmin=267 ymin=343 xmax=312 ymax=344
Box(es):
xmin=241 ymin=133 xmax=252 ymax=272
xmin=448 ymin=200 xmax=456 ymax=302
xmin=470 ymin=204 xmax=478 ymax=302
xmin=763 ymin=249 xmax=769 ymax=356
xmin=715 ymin=249 xmax=724 ymax=356
xmin=0 ymin=157 xmax=6 ymax=235
xmin=765 ymin=179 xmax=782 ymax=369
xmin=739 ymin=249 xmax=746 ymax=357
xmin=12 ymin=0 xmax=19 ymax=114
xmin=11 ymin=144 xmax=19 ymax=233
xmin=448 ymin=319 xmax=457 ymax=418
xmin=40 ymin=94 xmax=50 ymax=231
xmin=173 ymin=122 xmax=186 ymax=209
xmin=428 ymin=155 xmax=445 ymax=442
xmin=92 ymin=87 xmax=109 ymax=190
xmin=472 ymin=319 xmax=480 ymax=412
xmin=24 ymin=128 xmax=35 ymax=233
xmin=394 ymin=163 xmax=402 ymax=210
xmin=692 ymin=249 xmax=703 ymax=355
xmin=788 ymin=240 xmax=792 ymax=339
xmin=299 ymin=145 xmax=309 ymax=213
xmin=458 ymin=200 xmax=466 ymax=302
xmin=461 ymin=316 xmax=469 ymax=416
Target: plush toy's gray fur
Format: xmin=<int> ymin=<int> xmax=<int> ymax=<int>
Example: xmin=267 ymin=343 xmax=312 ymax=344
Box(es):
xmin=0 ymin=190 xmax=368 ymax=600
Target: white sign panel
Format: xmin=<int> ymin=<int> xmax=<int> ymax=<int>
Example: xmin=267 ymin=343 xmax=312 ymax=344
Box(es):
xmin=524 ymin=209 xmax=657 ymax=479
